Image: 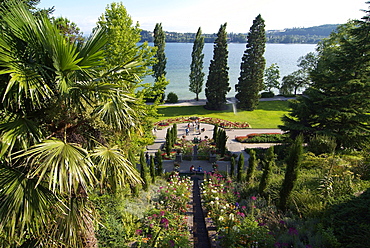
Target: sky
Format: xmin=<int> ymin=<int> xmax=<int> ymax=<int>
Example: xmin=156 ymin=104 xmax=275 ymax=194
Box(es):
xmin=38 ymin=0 xmax=368 ymax=35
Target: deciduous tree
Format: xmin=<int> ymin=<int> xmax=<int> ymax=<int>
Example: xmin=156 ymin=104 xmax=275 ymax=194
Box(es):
xmin=264 ymin=63 xmax=280 ymax=92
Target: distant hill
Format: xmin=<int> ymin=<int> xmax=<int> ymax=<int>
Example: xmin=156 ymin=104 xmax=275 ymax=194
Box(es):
xmin=140 ymin=24 xmax=340 ymax=44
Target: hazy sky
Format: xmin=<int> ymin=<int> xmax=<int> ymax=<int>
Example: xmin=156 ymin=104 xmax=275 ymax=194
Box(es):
xmin=38 ymin=0 xmax=367 ymax=34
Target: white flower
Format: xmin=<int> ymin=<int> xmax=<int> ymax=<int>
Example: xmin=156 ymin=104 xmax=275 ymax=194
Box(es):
xmin=229 ymin=213 xmax=235 ymax=220
xmin=210 ymin=201 xmax=214 ymax=205
xmin=232 ymin=225 xmax=239 ymax=232
xmin=215 ymin=197 xmax=219 ymax=201
xmin=218 ymin=216 xmax=224 ymax=221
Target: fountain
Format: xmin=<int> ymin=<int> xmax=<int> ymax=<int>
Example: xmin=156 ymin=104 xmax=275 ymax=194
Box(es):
xmin=227 ymin=97 xmax=237 ymax=115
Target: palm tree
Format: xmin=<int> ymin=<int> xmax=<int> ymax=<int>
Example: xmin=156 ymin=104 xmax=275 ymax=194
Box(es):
xmin=0 ymin=1 xmax=143 ymax=246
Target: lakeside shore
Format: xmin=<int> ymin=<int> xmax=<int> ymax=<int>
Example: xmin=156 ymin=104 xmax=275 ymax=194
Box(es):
xmin=159 ymin=96 xmax=295 ymax=107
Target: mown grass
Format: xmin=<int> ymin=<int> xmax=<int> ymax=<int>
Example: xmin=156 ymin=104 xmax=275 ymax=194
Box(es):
xmin=155 ymin=100 xmax=291 ymax=129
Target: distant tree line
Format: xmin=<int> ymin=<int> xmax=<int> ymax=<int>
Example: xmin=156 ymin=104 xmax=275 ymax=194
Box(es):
xmin=140 ymin=24 xmax=339 ymax=44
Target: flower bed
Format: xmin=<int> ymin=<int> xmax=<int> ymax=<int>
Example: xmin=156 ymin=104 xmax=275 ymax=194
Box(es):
xmin=235 ymin=133 xmax=285 ymax=143
xmin=154 ymin=116 xmax=250 ymax=129
xmin=131 ymin=173 xmax=192 ymax=247
xmin=201 ymin=173 xmax=275 ymax=247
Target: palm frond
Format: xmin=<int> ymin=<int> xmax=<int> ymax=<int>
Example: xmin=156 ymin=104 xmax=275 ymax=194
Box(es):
xmin=92 ymin=94 xmax=141 ymax=131
xmin=0 ymin=116 xmax=42 ymax=157
xmin=91 ymin=145 xmax=142 ymax=192
xmin=0 ymin=164 xmax=64 ymax=243
xmin=15 ymin=139 xmax=96 ymax=195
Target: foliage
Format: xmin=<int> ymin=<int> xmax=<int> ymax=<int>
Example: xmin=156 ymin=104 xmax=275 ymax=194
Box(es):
xmin=230 ymin=156 xmax=235 ymax=177
xmin=236 ymin=133 xmax=284 ymax=143
xmin=306 ymin=134 xmax=337 ymax=155
xmin=152 ymin=23 xmax=167 ymax=101
xmin=246 ymin=149 xmax=257 ymax=183
xmin=279 ymin=135 xmax=303 ymax=211
xmin=155 ymin=116 xmax=250 ymax=129
xmin=237 ymin=152 xmax=245 ymax=182
xmin=279 ymin=69 xmax=310 ymax=95
xmin=261 ymin=91 xmax=275 ymax=98
xmin=280 ymin=17 xmax=370 ymax=149
xmin=235 ymin=14 xmax=266 ymax=110
xmin=324 ymin=189 xmax=370 ymax=248
xmin=52 ymin=16 xmax=84 ymax=43
xmin=166 ymin=92 xmax=178 ymax=103
xmin=202 ymin=174 xmax=274 ymax=247
xmin=189 ymin=27 xmax=205 ymax=101
xmin=140 ymin=151 xmax=150 ymax=191
xmin=264 ymin=63 xmax=280 ymax=91
xmin=205 ymin=23 xmax=230 ymax=110
xmin=155 ymin=149 xmax=163 ymax=176
xmin=0 ymin=2 xmax=147 ymax=246
xmin=259 ymin=146 xmax=275 ymax=196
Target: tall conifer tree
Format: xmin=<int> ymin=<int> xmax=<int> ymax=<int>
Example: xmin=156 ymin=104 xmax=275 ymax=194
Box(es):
xmin=235 ymin=14 xmax=266 ymax=110
xmin=279 ymin=135 xmax=303 ymax=211
xmin=205 ymin=23 xmax=230 ymax=110
xmin=152 ymin=23 xmax=168 ymax=101
xmin=189 ymin=27 xmax=205 ymax=101
xmin=153 ymin=23 xmax=166 ymax=81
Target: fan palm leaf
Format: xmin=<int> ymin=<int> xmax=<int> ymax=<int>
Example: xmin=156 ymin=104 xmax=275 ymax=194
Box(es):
xmin=91 ymin=145 xmax=142 ymax=192
xmin=0 ymin=164 xmax=64 ymax=243
xmin=15 ymin=139 xmax=96 ymax=196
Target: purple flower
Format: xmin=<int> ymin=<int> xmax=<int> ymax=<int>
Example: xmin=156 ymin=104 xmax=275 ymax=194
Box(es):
xmin=258 ymin=222 xmax=266 ymax=226
xmin=169 ymin=240 xmax=175 ymax=247
xmin=135 ymin=229 xmax=142 ymax=235
xmin=160 ymin=217 xmax=169 ymax=228
xmin=288 ymin=227 xmax=299 ymax=236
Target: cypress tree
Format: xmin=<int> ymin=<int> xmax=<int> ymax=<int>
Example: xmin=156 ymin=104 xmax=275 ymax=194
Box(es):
xmin=213 ymin=124 xmax=219 ymax=144
xmin=235 ymin=14 xmax=266 ymax=110
xmin=140 ymin=151 xmax=150 ymax=191
xmin=156 ymin=149 xmax=163 ymax=176
xmin=205 ymin=23 xmax=230 ymax=110
xmin=279 ymin=135 xmax=303 ymax=211
xmin=189 ymin=27 xmax=205 ymax=101
xmin=153 ymin=23 xmax=166 ymax=80
xmin=259 ymin=146 xmax=275 ymax=196
xmin=150 ymin=155 xmax=156 ymax=184
xmin=165 ymin=128 xmax=172 ymax=156
xmin=237 ymin=152 xmax=244 ymax=182
xmin=219 ymin=129 xmax=227 ymax=157
xmin=153 ymin=23 xmax=167 ymax=101
xmin=246 ymin=149 xmax=257 ymax=183
xmin=230 ymin=156 xmax=235 ymax=178
xmin=172 ymin=124 xmax=177 ymax=145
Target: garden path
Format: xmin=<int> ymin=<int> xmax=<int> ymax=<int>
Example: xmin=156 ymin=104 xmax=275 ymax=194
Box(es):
xmin=191 ymin=175 xmax=211 ymax=248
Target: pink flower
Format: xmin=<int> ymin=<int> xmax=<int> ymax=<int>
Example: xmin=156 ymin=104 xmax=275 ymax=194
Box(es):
xmin=251 ymin=196 xmax=257 ymax=200
xmin=135 ymin=229 xmax=142 ymax=235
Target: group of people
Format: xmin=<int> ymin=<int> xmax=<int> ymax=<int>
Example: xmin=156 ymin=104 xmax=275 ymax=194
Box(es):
xmin=189 ymin=165 xmax=202 ymax=173
xmin=185 ymin=121 xmax=205 ymax=136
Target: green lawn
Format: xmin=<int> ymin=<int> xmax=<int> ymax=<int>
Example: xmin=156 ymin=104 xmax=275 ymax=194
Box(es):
xmin=155 ymin=100 xmax=291 ymax=129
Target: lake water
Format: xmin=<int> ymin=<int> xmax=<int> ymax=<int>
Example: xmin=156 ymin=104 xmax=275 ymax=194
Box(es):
xmin=143 ymin=43 xmax=317 ymax=100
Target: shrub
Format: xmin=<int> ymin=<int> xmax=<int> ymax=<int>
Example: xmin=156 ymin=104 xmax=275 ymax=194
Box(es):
xmin=236 ymin=133 xmax=284 ymax=143
xmin=166 ymin=92 xmax=178 ymax=103
xmin=261 ymin=91 xmax=275 ymax=98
